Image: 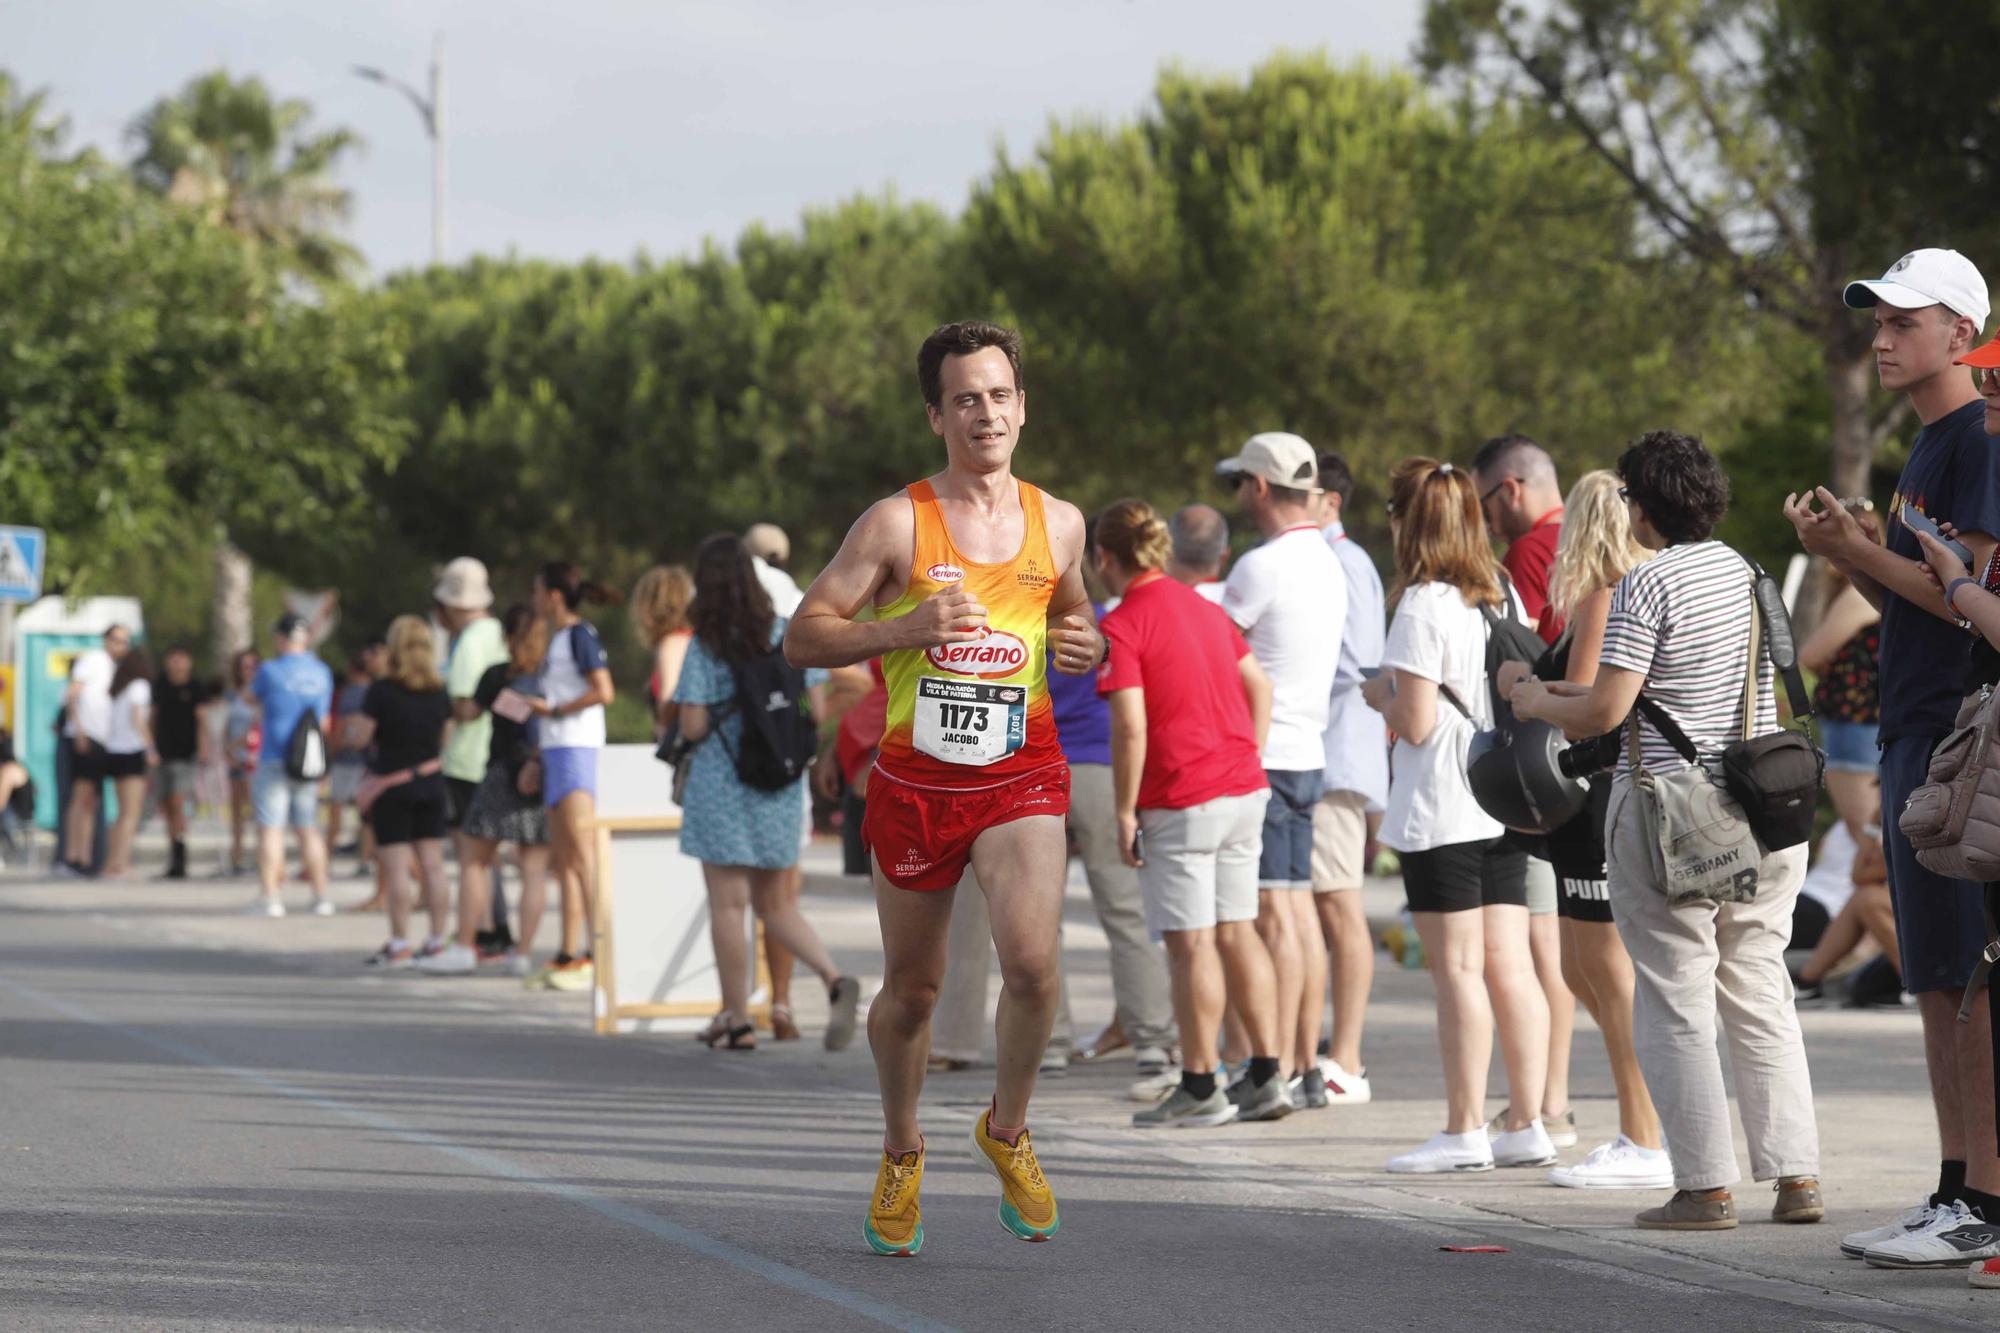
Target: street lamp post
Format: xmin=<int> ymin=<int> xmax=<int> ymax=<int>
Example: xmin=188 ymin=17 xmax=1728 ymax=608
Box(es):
xmin=355 ymin=32 xmax=446 ymax=266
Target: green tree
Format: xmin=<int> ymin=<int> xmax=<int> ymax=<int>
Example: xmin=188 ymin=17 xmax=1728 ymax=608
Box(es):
xmin=129 ymin=70 xmax=364 ymax=286
xmin=1420 ymin=0 xmax=2000 ymax=502
xmin=126 ymin=70 xmax=373 ymax=663
xmin=0 ymin=72 xmax=401 ymax=667
xmin=961 ymin=55 xmax=1775 ymax=557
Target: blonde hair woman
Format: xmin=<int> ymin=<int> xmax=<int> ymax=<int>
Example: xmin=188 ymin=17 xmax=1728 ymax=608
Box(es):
xmin=350 ymin=615 xmax=455 ymax=968
xmin=1505 ymin=469 xmax=1671 ymax=1190
xmin=632 ymin=564 xmax=696 ymax=738
xmin=1360 ymin=457 xmax=1552 ymax=1173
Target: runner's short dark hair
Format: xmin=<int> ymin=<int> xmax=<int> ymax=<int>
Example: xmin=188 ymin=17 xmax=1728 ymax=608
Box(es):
xmin=918 ymin=321 xmax=1023 ymax=409
xmin=1616 ymin=429 xmax=1730 ymax=545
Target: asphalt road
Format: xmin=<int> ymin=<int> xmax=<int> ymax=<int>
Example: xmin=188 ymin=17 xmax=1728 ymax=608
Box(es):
xmin=0 ymin=863 xmax=1994 ymax=1331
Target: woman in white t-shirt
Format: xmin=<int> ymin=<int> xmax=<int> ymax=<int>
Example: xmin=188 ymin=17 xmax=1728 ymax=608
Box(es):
xmin=1360 ymin=458 xmax=1552 ymax=1175
xmin=531 ymin=561 xmax=620 ymax=992
xmin=102 ymin=648 xmax=156 ymax=878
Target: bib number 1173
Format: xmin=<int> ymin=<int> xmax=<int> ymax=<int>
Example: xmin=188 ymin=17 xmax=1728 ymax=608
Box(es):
xmin=914 ymin=677 xmax=1026 ymax=767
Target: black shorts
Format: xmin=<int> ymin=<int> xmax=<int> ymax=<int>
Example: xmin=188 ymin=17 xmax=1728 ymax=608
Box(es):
xmin=69 ymin=741 xmax=107 ymax=784
xmin=1791 ymin=895 xmax=1832 ymax=953
xmin=1402 ymin=838 xmax=1528 ymax=914
xmin=372 ymin=774 xmax=449 ymax=847
xmin=101 ymin=751 xmax=147 ymax=780
xmin=444 ymin=776 xmax=479 ymax=830
xmin=1548 ymin=777 xmax=1614 ymax=924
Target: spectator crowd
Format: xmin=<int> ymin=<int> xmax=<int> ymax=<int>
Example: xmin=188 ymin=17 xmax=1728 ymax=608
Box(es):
xmin=21 ymin=244 xmax=2000 ymax=1289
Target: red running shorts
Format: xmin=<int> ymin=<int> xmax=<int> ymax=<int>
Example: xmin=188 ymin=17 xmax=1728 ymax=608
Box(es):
xmin=862 ymin=763 xmax=1071 ymax=891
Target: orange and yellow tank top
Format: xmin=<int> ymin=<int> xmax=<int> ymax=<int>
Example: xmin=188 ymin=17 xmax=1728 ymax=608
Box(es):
xmin=874 ymin=479 xmax=1065 ymax=791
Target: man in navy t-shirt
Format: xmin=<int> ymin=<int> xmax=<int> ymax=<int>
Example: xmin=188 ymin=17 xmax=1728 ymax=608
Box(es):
xmin=1786 ymin=247 xmax=2000 ymax=1263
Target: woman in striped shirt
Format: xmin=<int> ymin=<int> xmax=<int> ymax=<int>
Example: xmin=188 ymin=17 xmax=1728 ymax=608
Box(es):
xmin=1511 ymin=430 xmax=1822 ymax=1234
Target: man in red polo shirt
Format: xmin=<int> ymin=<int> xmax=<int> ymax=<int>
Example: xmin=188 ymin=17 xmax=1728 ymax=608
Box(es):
xmin=1471 ymin=433 xmax=1567 ymax=644
xmin=1091 ymin=498 xmax=1282 ymax=1129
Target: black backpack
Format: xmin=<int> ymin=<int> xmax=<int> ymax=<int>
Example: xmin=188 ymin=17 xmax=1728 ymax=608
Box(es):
xmin=1441 ymin=570 xmax=1546 ymax=720
xmin=717 ymin=645 xmax=818 ymax=792
xmin=286 ymin=709 xmax=329 ymax=782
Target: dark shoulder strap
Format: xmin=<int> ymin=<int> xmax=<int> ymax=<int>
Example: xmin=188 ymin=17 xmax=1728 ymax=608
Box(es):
xmin=1731 ymin=549 xmax=1814 ymax=723
xmin=1633 ymin=695 xmax=1702 ymax=764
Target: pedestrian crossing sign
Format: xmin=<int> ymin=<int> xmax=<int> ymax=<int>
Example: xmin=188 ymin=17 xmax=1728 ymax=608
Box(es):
xmin=0 ymin=525 xmax=44 ymax=602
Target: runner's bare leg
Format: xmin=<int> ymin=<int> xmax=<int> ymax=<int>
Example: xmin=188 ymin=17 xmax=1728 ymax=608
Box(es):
xmin=971 ymin=813 xmax=1067 ymax=1127
xmin=870 ymin=871 xmax=956 ymax=1151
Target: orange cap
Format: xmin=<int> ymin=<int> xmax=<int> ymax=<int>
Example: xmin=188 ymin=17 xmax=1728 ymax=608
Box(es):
xmin=1957 ymin=334 xmax=2000 ymax=368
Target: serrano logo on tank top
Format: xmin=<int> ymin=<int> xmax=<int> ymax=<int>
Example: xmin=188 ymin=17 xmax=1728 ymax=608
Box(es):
xmin=926 ymin=629 xmax=1029 ymax=678
xmin=925 ymin=561 xmax=966 ymax=584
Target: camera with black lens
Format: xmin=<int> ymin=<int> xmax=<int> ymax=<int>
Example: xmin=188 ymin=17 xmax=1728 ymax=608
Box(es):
xmin=1557 ymin=730 xmax=1620 ymax=780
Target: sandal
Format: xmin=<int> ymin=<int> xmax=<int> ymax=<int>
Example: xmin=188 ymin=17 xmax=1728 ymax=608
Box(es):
xmin=1076 ymin=1021 xmax=1130 ymax=1063
xmin=695 ymin=1011 xmax=730 ymax=1044
xmin=770 ymin=1004 xmax=801 ymax=1042
xmin=707 ymin=1023 xmax=757 ymax=1051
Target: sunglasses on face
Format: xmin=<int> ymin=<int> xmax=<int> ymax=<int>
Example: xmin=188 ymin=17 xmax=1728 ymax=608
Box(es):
xmin=1479 ymin=478 xmax=1511 ymax=505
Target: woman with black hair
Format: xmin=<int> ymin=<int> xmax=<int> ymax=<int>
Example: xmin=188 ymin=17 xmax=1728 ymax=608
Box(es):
xmin=1513 ymin=429 xmax=1823 ymax=1233
xmin=101 ymin=647 xmax=156 ymax=878
xmin=674 ymin=533 xmax=860 ymax=1052
xmin=530 ymin=561 xmax=618 ymax=992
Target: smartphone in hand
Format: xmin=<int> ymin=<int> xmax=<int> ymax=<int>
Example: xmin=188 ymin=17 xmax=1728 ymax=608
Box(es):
xmin=1902 ymin=507 xmax=1975 ymax=567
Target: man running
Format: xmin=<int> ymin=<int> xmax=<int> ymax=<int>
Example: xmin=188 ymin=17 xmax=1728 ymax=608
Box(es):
xmin=787 ymin=320 xmax=1103 ymax=1257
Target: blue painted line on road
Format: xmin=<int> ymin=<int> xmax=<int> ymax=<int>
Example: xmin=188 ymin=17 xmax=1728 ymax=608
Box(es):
xmin=0 ymin=973 xmax=953 ymax=1333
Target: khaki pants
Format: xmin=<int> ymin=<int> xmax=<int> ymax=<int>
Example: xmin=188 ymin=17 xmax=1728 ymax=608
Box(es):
xmin=1068 ymin=763 xmax=1175 ymax=1048
xmin=931 ymin=870 xmax=1074 ymax=1063
xmin=1607 ymin=774 xmax=1820 ymax=1191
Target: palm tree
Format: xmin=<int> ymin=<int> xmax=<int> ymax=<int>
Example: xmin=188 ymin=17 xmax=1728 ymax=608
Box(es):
xmin=129 ymin=70 xmax=363 ymax=286
xmin=128 ymin=71 xmax=365 ymax=666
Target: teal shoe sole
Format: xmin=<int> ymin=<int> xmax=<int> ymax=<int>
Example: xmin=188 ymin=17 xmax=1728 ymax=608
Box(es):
xmin=864 ymin=1218 xmax=923 ymax=1256
xmin=999 ymin=1200 xmax=1059 ymax=1242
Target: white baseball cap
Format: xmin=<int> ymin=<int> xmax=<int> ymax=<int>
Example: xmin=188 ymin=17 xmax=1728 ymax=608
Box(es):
xmin=1215 ymin=432 xmax=1320 ymax=492
xmin=1843 ymin=248 xmax=1989 ymax=330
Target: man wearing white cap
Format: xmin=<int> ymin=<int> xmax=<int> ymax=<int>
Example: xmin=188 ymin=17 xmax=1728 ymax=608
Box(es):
xmin=746 ymin=522 xmax=805 ymax=618
xmin=1216 ymin=431 xmax=1347 ymax=1117
xmin=420 ymin=556 xmax=510 ymax=975
xmin=1786 ymin=247 xmax=2000 ymax=1270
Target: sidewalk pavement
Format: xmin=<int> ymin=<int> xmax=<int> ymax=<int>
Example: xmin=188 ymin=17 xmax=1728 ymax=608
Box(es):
xmin=3 ymin=826 xmax=1990 ymax=1328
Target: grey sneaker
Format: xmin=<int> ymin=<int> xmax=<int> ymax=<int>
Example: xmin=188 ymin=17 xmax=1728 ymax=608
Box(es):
xmin=1133 ymin=1085 xmax=1236 ymax=1129
xmin=824 ymin=976 xmax=861 ymax=1052
xmin=1287 ymin=1067 xmax=1329 ymax=1109
xmin=1228 ymin=1072 xmax=1294 ymax=1122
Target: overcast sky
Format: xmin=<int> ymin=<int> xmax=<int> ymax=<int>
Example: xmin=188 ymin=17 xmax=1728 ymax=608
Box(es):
xmin=8 ymin=2 xmax=1421 ymax=277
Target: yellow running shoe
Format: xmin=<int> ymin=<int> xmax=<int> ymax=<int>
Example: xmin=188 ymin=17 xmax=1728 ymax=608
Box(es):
xmin=972 ymin=1107 xmax=1059 ymax=1242
xmin=545 ymin=956 xmax=595 ymax=993
xmin=864 ymin=1146 xmax=925 ymax=1256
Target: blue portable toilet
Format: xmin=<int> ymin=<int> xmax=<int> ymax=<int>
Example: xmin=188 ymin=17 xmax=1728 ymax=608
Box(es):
xmin=12 ymin=597 xmax=145 ymax=829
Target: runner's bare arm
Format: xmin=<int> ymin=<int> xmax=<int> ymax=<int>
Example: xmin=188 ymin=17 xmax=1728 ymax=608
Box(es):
xmin=785 ymin=497 xmax=985 ymax=669
xmin=1042 ymin=497 xmax=1105 ymax=676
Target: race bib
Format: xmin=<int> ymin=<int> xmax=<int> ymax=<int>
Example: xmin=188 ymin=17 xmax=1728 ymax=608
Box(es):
xmin=913 ymin=676 xmax=1026 ymax=766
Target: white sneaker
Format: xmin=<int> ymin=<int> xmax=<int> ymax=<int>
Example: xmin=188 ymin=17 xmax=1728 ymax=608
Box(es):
xmin=1841 ymin=1198 xmax=1942 ymax=1259
xmin=501 ymin=951 xmax=534 ymax=978
xmin=1864 ymin=1201 xmax=2000 ymax=1269
xmin=415 ymin=942 xmax=478 ymax=976
xmin=1128 ymin=1066 xmax=1182 ymax=1103
xmin=1133 ymin=1044 xmax=1174 ymax=1076
xmin=1491 ymin=1121 xmax=1558 ymax=1168
xmin=1487 ymin=1107 xmax=1576 ymax=1147
xmin=309 ymin=897 xmax=336 ymax=917
xmin=1388 ymin=1130 xmax=1494 ymax=1174
xmin=243 ymin=898 xmax=286 ymax=918
xmin=1317 ymin=1058 xmax=1372 ymax=1105
xmin=1547 ymin=1136 xmax=1675 ymax=1190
